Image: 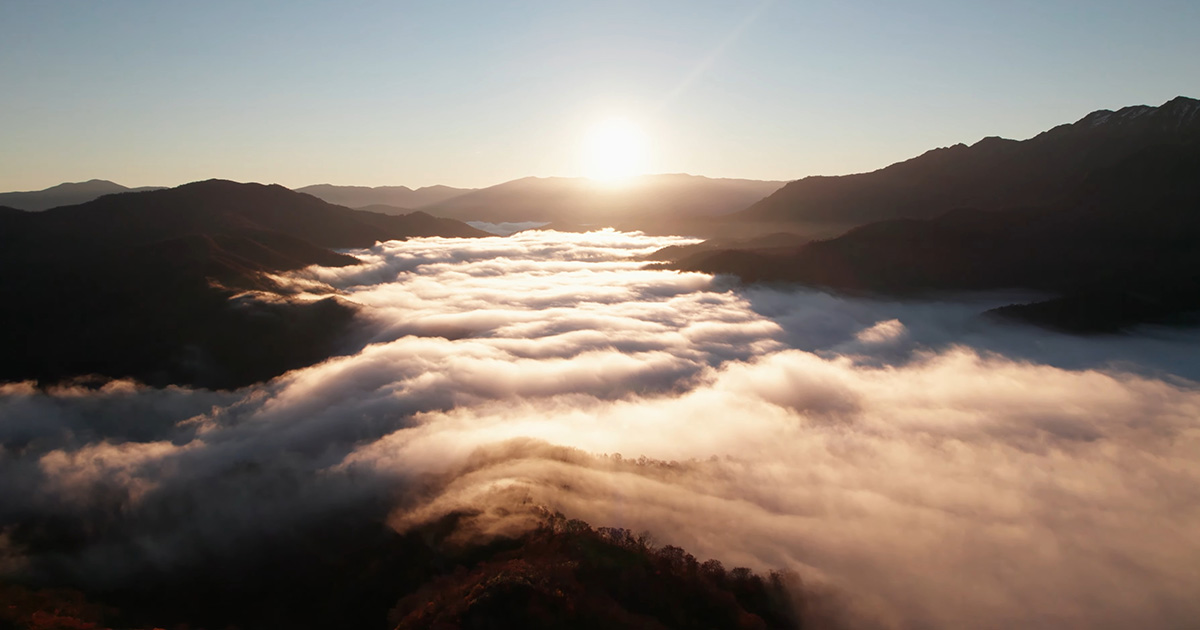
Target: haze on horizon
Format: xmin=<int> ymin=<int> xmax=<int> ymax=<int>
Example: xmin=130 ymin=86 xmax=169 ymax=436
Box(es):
xmin=2 ymin=0 xmax=1198 ymax=191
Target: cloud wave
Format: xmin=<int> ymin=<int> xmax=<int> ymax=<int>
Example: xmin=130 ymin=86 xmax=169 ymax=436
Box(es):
xmin=3 ymin=230 xmax=1200 ymax=629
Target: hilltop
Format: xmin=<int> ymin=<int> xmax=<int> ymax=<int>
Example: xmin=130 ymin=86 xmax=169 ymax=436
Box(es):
xmin=0 ymin=180 xmax=488 ymax=389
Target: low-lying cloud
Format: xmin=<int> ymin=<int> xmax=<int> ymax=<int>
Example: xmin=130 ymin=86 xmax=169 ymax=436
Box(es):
xmin=3 ymin=229 xmax=1200 ymax=629
xmin=466 ymin=220 xmax=550 ymax=235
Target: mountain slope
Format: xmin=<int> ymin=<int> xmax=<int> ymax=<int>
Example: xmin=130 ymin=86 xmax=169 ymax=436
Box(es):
xmin=421 ymin=174 xmax=786 ymax=228
xmin=1 ymin=511 xmax=830 ymax=630
xmin=731 ymin=96 xmax=1200 ymax=235
xmin=354 ymin=203 xmax=413 ymax=215
xmin=0 ymin=180 xmax=488 ymax=389
xmin=0 ymin=179 xmax=488 ymax=263
xmin=672 ymin=139 xmax=1200 ymax=332
xmin=350 ymin=208 xmax=490 ymax=238
xmin=390 ymin=516 xmax=809 ymax=630
xmin=0 ymin=179 xmax=163 ymax=211
xmin=297 ymin=183 xmax=474 ymax=208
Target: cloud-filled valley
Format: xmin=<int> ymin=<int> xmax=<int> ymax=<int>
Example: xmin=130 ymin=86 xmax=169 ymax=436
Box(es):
xmin=3 ymin=230 xmax=1200 ymax=629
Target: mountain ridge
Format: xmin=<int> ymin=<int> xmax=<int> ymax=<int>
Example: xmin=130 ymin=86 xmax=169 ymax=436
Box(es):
xmin=421 ymin=173 xmax=786 ymax=227
xmin=296 ymin=183 xmax=474 ymax=209
xmin=0 ymin=179 xmax=489 ymax=389
xmin=730 ymin=96 xmax=1200 ymax=235
xmin=0 ymin=179 xmax=164 ymax=211
xmin=666 ymin=121 xmax=1200 ymax=332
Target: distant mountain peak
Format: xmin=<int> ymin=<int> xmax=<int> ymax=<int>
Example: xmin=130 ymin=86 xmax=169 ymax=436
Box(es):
xmin=1079 ymin=104 xmax=1154 ymax=127
xmin=0 ymin=179 xmax=144 ymax=211
xmin=1162 ymin=95 xmax=1200 ymax=124
xmin=1070 ymin=96 xmax=1200 ymax=132
xmin=180 ymin=178 xmax=282 ymax=190
xmin=42 ymin=179 xmax=126 ymax=191
xmin=970 ymin=135 xmax=1019 ymax=150
xmin=296 ymin=183 xmax=472 ymax=209
xmin=1164 ymin=95 xmax=1200 ymax=109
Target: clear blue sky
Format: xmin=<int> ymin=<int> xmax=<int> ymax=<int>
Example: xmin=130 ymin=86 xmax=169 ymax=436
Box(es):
xmin=1 ymin=0 xmax=1197 ymax=190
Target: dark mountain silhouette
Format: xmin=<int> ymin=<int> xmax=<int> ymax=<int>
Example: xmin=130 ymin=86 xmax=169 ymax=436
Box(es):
xmin=349 ymin=208 xmax=492 ymax=239
xmin=297 ymin=183 xmax=474 ymax=209
xmin=643 ymin=232 xmax=810 ymax=262
xmin=1 ymin=179 xmax=487 ymax=260
xmin=1 ymin=510 xmax=835 ymax=630
xmin=421 ymin=174 xmax=785 ymax=229
xmin=389 ymin=514 xmax=818 ymax=630
xmin=0 ymin=179 xmax=163 ymax=211
xmin=0 ymin=180 xmax=488 ymax=389
xmin=729 ymin=96 xmax=1200 ymax=238
xmin=669 ymin=136 xmax=1200 ymax=332
xmin=354 ymin=202 xmax=413 ymax=215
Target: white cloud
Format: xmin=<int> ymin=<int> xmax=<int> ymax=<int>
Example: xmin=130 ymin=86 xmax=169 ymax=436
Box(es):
xmin=3 ymin=230 xmax=1200 ymax=629
xmin=466 ymin=221 xmax=549 ymax=236
xmin=855 ymin=318 xmax=907 ymax=344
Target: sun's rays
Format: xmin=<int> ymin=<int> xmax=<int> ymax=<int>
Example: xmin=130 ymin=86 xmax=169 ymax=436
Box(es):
xmin=580 ymin=117 xmax=648 ymax=183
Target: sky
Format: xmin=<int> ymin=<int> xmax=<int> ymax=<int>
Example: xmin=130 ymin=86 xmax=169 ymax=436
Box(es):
xmin=1 ymin=0 xmax=1198 ymax=190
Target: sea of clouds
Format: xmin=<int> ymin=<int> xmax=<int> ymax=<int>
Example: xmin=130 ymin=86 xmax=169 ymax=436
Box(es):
xmin=3 ymin=230 xmax=1200 ymax=629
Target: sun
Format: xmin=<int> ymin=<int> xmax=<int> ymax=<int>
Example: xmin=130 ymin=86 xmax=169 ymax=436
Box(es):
xmin=580 ymin=117 xmax=649 ymax=183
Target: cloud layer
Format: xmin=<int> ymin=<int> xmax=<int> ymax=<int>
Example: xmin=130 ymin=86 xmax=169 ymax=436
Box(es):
xmin=3 ymin=230 xmax=1200 ymax=629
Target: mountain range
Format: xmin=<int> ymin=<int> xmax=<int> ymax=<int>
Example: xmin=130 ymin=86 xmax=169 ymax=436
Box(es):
xmin=663 ymin=96 xmax=1200 ymax=332
xmin=724 ymin=95 xmax=1200 ymax=238
xmin=295 ymin=183 xmax=474 ymax=209
xmin=417 ymin=174 xmax=786 ymax=227
xmin=0 ymin=179 xmax=163 ymax=211
xmin=0 ymin=180 xmax=489 ymax=389
xmin=2 ymin=175 xmax=786 ymax=233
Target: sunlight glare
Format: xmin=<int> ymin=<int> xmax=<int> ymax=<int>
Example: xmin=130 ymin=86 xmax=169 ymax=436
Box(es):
xmin=581 ymin=117 xmax=648 ymax=184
